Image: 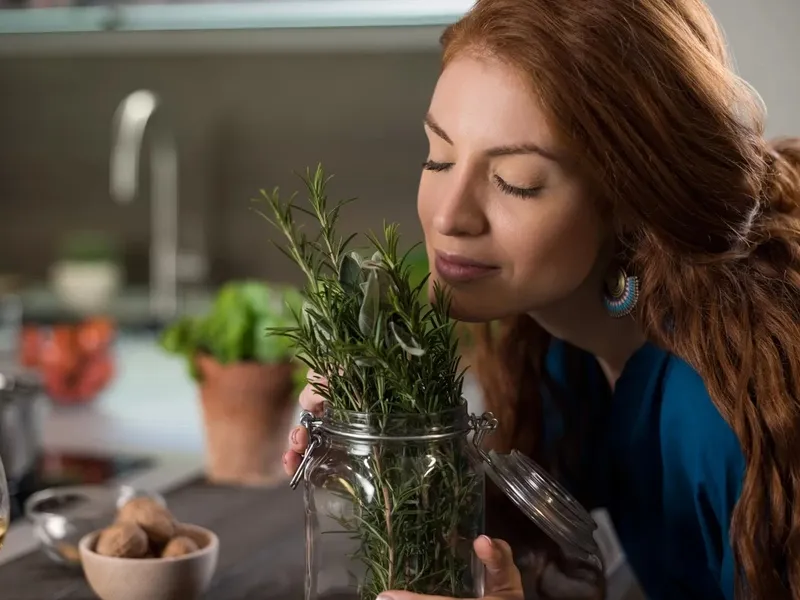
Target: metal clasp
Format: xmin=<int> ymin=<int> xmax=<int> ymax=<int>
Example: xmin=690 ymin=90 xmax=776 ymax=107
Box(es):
xmin=469 ymin=411 xmax=498 ymax=462
xmin=289 ymin=410 xmax=323 ymax=490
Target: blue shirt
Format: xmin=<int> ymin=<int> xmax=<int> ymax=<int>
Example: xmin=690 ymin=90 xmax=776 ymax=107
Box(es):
xmin=544 ymin=340 xmax=745 ymax=600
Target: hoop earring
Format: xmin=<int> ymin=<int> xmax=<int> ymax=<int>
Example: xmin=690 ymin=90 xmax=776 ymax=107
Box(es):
xmin=603 ymin=267 xmax=639 ymax=318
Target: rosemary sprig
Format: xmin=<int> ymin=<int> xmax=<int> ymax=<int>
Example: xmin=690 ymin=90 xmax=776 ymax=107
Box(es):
xmin=253 ymin=164 xmax=465 ymax=415
xmin=254 ymin=164 xmax=481 ymax=599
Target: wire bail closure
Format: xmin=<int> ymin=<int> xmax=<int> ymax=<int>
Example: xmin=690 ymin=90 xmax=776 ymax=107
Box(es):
xmin=289 ymin=410 xmax=323 ymax=490
xmin=289 ymin=410 xmax=498 ymax=490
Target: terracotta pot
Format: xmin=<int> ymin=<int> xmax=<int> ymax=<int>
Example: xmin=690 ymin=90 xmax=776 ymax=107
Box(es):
xmin=196 ymin=354 xmax=296 ymax=486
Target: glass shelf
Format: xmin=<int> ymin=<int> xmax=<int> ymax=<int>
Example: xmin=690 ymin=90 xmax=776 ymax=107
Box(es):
xmin=0 ymin=0 xmax=474 ymax=34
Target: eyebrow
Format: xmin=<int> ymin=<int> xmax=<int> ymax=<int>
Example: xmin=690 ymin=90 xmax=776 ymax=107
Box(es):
xmin=423 ymin=113 xmax=560 ymax=163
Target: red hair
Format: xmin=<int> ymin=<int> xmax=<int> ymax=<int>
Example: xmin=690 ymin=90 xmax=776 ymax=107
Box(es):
xmin=442 ymin=1 xmax=800 ymax=597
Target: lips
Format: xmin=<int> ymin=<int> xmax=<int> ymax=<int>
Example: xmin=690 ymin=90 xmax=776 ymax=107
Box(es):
xmin=433 ymin=251 xmax=499 ymax=284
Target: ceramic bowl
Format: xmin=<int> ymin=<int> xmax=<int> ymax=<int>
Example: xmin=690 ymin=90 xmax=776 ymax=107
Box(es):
xmin=79 ymin=523 xmax=219 ymax=600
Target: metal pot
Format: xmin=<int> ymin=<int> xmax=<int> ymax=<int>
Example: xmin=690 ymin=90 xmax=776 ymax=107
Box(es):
xmin=0 ymin=370 xmax=42 ymax=484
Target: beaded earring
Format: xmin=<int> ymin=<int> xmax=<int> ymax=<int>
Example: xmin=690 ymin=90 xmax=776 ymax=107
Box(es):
xmin=603 ymin=267 xmax=640 ymax=318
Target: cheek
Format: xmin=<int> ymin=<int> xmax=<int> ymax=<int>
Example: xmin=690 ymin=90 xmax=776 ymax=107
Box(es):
xmin=416 ymin=175 xmax=438 ymax=236
xmin=507 ymin=201 xmax=603 ymax=305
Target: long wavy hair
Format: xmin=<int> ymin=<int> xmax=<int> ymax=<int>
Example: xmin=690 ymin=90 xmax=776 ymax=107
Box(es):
xmin=441 ymin=1 xmax=800 ymax=597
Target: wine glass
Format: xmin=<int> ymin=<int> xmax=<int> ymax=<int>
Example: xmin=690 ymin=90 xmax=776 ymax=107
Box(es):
xmin=0 ymin=292 xmax=20 ymax=549
xmin=0 ymin=452 xmax=8 ymax=550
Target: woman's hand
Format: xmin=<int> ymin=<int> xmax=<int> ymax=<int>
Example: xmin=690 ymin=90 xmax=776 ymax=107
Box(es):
xmin=376 ymin=536 xmax=523 ymax=600
xmin=282 ymin=370 xmax=327 ymax=476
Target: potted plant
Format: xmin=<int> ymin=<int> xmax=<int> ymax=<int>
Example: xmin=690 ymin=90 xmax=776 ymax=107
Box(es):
xmin=159 ymin=280 xmax=306 ymax=486
xmin=255 ymin=166 xmax=492 ymax=598
xmin=50 ymin=231 xmax=124 ymax=315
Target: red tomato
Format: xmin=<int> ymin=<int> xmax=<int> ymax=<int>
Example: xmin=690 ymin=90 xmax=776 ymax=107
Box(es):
xmin=19 ymin=326 xmax=42 ymax=368
xmin=43 ymin=369 xmax=79 ymax=404
xmin=36 ymin=320 xmax=116 ymax=406
xmin=76 ymin=318 xmax=115 ymax=356
xmin=40 ymin=326 xmax=79 ymax=375
xmin=77 ymin=353 xmax=114 ymax=398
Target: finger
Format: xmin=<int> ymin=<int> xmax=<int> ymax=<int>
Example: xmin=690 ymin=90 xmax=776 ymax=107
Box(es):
xmin=288 ymin=425 xmax=309 ymax=453
xmin=475 ymin=536 xmax=523 ymax=594
xmin=298 ymin=383 xmax=325 ymax=414
xmin=282 ymin=450 xmax=301 ymax=476
xmin=307 ymin=369 xmax=327 ymax=385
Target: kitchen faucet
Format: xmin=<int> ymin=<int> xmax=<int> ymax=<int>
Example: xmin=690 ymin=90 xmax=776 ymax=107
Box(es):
xmin=110 ymin=89 xmax=180 ymax=323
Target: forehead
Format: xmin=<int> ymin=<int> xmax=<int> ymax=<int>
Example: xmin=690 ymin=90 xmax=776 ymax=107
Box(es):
xmin=428 ymin=55 xmax=556 ymax=149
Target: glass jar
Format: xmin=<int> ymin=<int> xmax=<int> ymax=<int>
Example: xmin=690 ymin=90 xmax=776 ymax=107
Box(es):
xmin=291 ymin=406 xmax=602 ymax=600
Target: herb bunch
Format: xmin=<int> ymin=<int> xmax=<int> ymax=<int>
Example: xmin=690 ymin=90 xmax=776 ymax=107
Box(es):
xmin=255 ymin=164 xmax=465 ymax=416
xmin=255 ymin=165 xmax=482 ymax=599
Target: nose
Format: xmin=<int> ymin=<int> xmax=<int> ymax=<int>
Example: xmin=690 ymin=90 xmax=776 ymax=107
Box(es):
xmin=432 ymin=174 xmax=488 ymax=237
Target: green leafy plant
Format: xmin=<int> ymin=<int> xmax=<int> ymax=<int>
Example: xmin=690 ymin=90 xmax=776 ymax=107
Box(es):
xmin=58 ymin=231 xmax=122 ymax=264
xmin=254 ymin=165 xmax=481 ymax=599
xmin=159 ymin=280 xmax=305 ymax=387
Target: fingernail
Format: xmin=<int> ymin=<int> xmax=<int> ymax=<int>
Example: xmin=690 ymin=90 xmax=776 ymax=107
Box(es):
xmin=376 ymin=596 xmax=394 ymax=600
xmin=480 ymin=535 xmax=494 ymax=547
xmin=290 ymin=429 xmax=298 ymax=444
xmin=282 ymin=453 xmax=288 ymax=465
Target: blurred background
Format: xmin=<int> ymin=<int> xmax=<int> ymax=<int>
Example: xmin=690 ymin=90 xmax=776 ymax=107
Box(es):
xmin=0 ymin=0 xmax=797 ymax=309
xmin=0 ymin=0 xmax=798 ymax=314
xmin=0 ymin=0 xmax=797 ymax=594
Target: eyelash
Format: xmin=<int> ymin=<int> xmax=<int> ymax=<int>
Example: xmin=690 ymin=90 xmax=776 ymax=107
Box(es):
xmin=421 ymin=160 xmax=542 ymax=199
xmin=421 ymin=159 xmax=452 ymax=173
xmin=493 ymin=175 xmax=542 ymax=199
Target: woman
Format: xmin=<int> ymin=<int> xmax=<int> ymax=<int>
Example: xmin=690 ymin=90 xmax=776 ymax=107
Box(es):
xmin=284 ymin=0 xmax=800 ymax=598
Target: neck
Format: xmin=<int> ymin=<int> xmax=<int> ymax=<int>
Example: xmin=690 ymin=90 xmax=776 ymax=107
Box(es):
xmin=529 ymin=285 xmax=646 ymax=389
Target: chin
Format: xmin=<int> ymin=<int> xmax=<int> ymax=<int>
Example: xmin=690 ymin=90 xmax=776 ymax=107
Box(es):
xmin=448 ymin=301 xmax=497 ymax=323
xmin=426 ymin=283 xmax=505 ymax=323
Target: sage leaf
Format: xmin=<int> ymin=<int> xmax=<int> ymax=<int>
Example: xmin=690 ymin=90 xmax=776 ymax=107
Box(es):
xmin=315 ymin=322 xmax=333 ymax=346
xmin=361 ymin=260 xmax=382 ymax=271
xmin=359 ymin=270 xmax=381 ymax=336
xmin=389 ymin=321 xmax=426 ymax=356
xmin=339 ymin=253 xmax=361 ymax=293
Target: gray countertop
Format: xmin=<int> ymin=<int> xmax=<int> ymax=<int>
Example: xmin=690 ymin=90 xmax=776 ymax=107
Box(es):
xmin=0 ymin=479 xmax=309 ymax=600
xmin=0 ymin=477 xmax=645 ymax=600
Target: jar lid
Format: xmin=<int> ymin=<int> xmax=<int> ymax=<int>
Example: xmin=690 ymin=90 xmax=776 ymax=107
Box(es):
xmin=480 ymin=448 xmax=600 ymax=562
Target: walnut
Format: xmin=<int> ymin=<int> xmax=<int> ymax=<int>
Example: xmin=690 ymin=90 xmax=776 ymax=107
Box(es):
xmin=56 ymin=542 xmax=81 ymax=564
xmin=95 ymin=523 xmax=148 ymax=558
xmin=173 ymin=522 xmax=198 ymax=539
xmin=161 ymin=536 xmax=199 ymax=558
xmin=117 ymin=497 xmax=176 ymax=545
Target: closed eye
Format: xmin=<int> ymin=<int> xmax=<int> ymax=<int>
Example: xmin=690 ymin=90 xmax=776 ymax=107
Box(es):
xmin=494 ymin=174 xmax=542 ymax=199
xmin=422 ymin=159 xmax=453 ymax=173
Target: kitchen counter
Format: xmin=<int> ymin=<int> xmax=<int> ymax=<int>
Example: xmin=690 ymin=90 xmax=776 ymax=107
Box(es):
xmin=0 ymin=476 xmax=644 ymax=600
xmin=37 ymin=332 xmax=207 ymax=456
xmin=0 ymin=478 xmax=308 ymax=600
